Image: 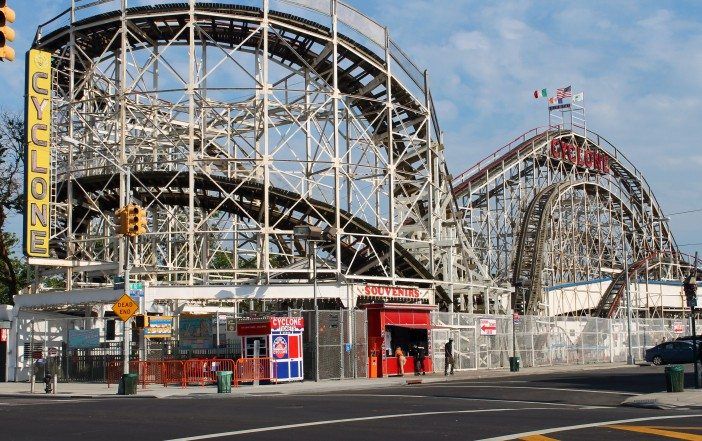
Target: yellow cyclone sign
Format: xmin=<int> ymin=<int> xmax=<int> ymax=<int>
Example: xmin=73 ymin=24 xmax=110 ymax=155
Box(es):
xmin=24 ymin=49 xmax=52 ymax=257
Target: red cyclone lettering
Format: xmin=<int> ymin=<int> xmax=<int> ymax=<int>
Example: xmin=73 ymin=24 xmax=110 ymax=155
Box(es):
xmin=550 ymin=139 xmax=561 ymax=159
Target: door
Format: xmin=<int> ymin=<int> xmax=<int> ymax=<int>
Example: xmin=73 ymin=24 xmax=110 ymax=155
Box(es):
xmin=674 ymin=342 xmax=694 ymax=363
xmin=0 ymin=341 xmax=6 ymax=382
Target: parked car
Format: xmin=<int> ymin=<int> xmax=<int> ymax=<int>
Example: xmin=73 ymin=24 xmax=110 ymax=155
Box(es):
xmin=645 ymin=340 xmax=701 ymax=365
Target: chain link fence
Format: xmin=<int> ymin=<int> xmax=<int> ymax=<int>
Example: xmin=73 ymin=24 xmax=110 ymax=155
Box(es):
xmin=303 ymin=309 xmax=368 ymax=381
xmin=431 ymin=312 xmax=691 ymax=371
xmin=8 ymin=310 xmax=690 ymax=381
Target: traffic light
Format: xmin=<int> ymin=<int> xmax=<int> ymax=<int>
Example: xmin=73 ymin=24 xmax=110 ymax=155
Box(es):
xmin=133 ymin=205 xmax=148 ymax=236
xmin=134 ymin=314 xmax=147 ymax=329
xmin=684 ymin=274 xmax=698 ymax=308
xmin=116 ymin=204 xmax=147 ymax=236
xmin=0 ymin=1 xmax=15 ymax=62
xmin=115 ymin=207 xmax=129 ymax=236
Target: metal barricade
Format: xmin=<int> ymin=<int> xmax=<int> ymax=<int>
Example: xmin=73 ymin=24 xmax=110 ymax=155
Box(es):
xmin=234 ymin=357 xmax=275 ymax=386
xmin=162 ymin=360 xmax=186 ymax=387
xmin=183 ymin=359 xmax=236 ymax=386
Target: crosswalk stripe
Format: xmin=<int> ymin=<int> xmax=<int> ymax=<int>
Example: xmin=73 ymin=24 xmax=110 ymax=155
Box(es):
xmin=606 ymin=425 xmax=702 ymax=440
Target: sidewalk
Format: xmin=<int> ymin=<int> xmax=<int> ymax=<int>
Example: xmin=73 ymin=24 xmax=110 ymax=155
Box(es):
xmin=0 ymin=362 xmax=630 ymax=399
xmin=623 ymin=390 xmax=702 ymax=410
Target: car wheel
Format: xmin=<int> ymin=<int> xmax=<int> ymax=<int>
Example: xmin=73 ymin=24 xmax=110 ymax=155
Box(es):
xmin=653 ymin=356 xmax=664 ymax=366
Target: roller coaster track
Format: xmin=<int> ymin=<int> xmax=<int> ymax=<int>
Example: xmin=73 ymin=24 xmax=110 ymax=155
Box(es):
xmin=55 ymin=171 xmax=450 ymax=302
xmin=451 ymin=128 xmax=680 ymax=315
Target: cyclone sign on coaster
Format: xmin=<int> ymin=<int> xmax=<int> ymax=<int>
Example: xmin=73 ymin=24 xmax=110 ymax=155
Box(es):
xmin=549 ymin=138 xmax=610 ymax=174
xmin=272 ymin=336 xmax=289 ymax=359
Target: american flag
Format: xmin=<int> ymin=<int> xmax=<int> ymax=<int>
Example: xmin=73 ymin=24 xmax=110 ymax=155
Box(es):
xmin=556 ymin=86 xmax=572 ymax=99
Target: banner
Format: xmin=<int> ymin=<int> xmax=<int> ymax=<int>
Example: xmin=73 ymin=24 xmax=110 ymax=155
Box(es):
xmin=144 ymin=316 xmax=173 ymax=339
xmin=24 ymin=49 xmax=52 ymax=257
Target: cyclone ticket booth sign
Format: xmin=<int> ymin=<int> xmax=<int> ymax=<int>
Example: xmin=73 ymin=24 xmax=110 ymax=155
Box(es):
xmin=236 ymin=317 xmax=304 ymax=382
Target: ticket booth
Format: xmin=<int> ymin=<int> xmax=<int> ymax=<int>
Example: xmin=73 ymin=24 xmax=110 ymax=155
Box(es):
xmin=236 ymin=317 xmax=304 ymax=382
xmin=363 ymin=303 xmax=435 ymax=377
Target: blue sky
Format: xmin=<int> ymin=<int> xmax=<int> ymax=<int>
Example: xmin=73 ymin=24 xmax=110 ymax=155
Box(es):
xmin=3 ymin=1 xmax=702 ymax=259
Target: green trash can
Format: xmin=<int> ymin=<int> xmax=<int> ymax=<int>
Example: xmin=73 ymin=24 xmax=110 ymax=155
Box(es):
xmin=119 ymin=373 xmax=138 ymax=395
xmin=665 ymin=365 xmax=684 ymax=393
xmin=509 ymin=356 xmax=520 ymax=372
xmin=217 ymin=371 xmax=232 ymax=394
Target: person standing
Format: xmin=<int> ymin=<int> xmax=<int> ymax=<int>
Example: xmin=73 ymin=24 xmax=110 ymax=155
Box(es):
xmin=444 ymin=338 xmax=454 ymax=375
xmin=395 ymin=346 xmax=406 ymax=376
xmin=415 ymin=345 xmax=426 ymax=375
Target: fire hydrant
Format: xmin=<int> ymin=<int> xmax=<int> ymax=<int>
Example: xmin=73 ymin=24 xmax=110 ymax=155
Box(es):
xmin=43 ymin=374 xmax=53 ymax=394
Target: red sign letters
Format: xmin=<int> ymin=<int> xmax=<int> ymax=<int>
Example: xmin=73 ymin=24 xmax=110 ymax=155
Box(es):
xmin=550 ymin=138 xmax=610 ymax=174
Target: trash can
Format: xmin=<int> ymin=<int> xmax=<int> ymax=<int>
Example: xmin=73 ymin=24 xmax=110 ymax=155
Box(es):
xmin=665 ymin=365 xmax=684 ymax=393
xmin=217 ymin=371 xmax=232 ymax=394
xmin=509 ymin=356 xmax=520 ymax=372
xmin=119 ymin=373 xmax=138 ymax=395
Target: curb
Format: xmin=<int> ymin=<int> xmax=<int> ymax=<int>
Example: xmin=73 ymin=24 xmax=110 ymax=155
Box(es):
xmin=0 ymin=362 xmax=635 ymax=400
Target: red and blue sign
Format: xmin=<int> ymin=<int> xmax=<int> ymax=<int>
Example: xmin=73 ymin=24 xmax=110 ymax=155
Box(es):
xmin=272 ymin=336 xmax=288 ymax=359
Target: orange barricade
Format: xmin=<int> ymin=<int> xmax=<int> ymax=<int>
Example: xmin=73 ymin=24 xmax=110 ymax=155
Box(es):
xmin=107 ymin=359 xmax=236 ymax=388
xmin=162 ymin=360 xmax=186 ymax=387
xmin=183 ymin=359 xmax=236 ymax=386
xmin=234 ymin=357 xmax=275 ymax=386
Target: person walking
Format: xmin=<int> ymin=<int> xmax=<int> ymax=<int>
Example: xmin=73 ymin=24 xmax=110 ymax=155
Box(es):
xmin=444 ymin=338 xmax=454 ymax=375
xmin=395 ymin=346 xmax=406 ymax=376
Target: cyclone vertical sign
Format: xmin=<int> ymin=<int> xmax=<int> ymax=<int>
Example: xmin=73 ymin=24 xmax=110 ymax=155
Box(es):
xmin=24 ymin=49 xmax=52 ymax=257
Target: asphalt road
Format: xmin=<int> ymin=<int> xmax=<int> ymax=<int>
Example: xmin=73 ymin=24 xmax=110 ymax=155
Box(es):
xmin=1 ymin=366 xmax=701 ymax=441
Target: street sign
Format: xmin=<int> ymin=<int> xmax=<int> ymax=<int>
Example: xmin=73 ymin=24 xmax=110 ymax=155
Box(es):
xmin=673 ymin=321 xmax=684 ymax=334
xmin=479 ymin=318 xmax=497 ymax=336
xmin=112 ymin=294 xmax=139 ymax=321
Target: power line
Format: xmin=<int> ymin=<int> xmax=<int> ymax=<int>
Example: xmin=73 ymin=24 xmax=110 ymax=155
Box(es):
xmin=679 ymin=242 xmax=702 ymax=247
xmin=668 ymin=208 xmax=702 ymax=216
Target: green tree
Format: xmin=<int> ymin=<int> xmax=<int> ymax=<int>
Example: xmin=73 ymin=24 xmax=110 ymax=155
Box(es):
xmin=0 ymin=112 xmax=28 ymax=304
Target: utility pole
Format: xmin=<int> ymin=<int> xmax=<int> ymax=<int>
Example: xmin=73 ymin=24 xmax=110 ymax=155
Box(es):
xmin=684 ymin=252 xmax=699 ymax=389
xmin=122 ymin=167 xmax=131 ymax=376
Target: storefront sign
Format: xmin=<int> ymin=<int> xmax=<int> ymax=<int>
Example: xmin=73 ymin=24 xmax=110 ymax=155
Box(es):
xmin=354 ymin=284 xmax=432 ymax=302
xmin=144 ymin=316 xmax=173 ymax=339
xmin=0 ymin=328 xmax=8 ymax=342
xmin=479 ymin=318 xmax=497 ymax=336
xmin=271 ymin=317 xmax=304 ymax=332
xmin=549 ymin=138 xmax=610 ymax=174
xmin=24 ymin=49 xmax=53 ymax=257
xmin=68 ymin=329 xmax=100 ymax=349
xmin=237 ymin=317 xmax=305 ymax=335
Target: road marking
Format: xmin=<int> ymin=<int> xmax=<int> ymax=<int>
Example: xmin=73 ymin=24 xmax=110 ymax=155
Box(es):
xmin=606 ymin=425 xmax=702 ymax=440
xmin=302 ymin=393 xmax=596 ymax=408
xmin=165 ymin=407 xmax=556 ymax=440
xmin=475 ymin=414 xmax=702 ymax=441
xmin=427 ymin=385 xmax=637 ymax=396
xmin=647 ymin=427 xmax=702 ymax=430
xmin=520 ymin=436 xmax=560 ymax=441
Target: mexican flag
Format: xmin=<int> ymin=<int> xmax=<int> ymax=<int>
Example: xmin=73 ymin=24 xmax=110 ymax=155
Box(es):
xmin=533 ymin=88 xmax=548 ymax=99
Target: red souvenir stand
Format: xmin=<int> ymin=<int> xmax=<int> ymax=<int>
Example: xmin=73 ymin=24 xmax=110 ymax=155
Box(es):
xmin=236 ymin=317 xmax=304 ymax=382
xmin=362 ymin=303 xmax=435 ymax=377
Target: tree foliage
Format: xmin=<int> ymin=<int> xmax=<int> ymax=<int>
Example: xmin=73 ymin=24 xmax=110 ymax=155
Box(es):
xmin=0 ymin=111 xmax=29 ymax=304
